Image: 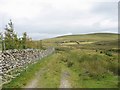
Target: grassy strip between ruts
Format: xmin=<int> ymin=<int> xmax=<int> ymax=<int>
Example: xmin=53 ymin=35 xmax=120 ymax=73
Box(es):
xmin=2 ymin=53 xmax=57 ymax=88
xmin=36 ymin=53 xmax=61 ymax=88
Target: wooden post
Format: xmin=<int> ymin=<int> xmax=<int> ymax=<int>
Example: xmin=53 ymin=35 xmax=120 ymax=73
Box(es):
xmin=0 ymin=32 xmax=5 ymax=52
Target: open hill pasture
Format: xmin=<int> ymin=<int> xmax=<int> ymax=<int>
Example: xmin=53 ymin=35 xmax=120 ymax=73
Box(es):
xmin=2 ymin=33 xmax=119 ymax=88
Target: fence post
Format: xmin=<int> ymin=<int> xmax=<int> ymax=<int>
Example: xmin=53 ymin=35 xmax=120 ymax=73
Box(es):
xmin=0 ymin=32 xmax=5 ymax=52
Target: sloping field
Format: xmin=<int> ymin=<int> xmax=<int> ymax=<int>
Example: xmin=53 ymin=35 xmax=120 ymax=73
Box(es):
xmin=43 ymin=33 xmax=119 ymax=50
xmin=43 ymin=33 xmax=118 ymax=43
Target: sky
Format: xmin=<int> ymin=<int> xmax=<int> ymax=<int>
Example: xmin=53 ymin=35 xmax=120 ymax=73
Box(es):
xmin=0 ymin=0 xmax=119 ymax=40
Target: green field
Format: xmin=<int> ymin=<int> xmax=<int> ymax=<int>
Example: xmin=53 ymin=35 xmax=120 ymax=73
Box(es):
xmin=3 ymin=33 xmax=119 ymax=88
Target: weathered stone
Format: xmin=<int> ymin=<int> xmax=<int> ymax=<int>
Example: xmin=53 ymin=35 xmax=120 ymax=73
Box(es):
xmin=0 ymin=47 xmax=55 ymax=86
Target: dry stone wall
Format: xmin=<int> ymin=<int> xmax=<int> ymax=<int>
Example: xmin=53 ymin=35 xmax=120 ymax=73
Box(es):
xmin=0 ymin=47 xmax=55 ymax=86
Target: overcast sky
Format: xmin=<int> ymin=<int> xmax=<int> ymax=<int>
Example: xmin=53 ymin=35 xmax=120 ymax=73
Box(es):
xmin=0 ymin=0 xmax=119 ymax=40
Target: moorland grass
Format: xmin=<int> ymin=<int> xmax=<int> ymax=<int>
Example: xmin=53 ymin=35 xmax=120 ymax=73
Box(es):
xmin=58 ymin=49 xmax=118 ymax=88
xmin=3 ymin=33 xmax=119 ymax=88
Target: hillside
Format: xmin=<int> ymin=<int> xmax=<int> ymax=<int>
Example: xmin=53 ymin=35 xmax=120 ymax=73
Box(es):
xmin=43 ymin=33 xmax=119 ymax=50
xmin=3 ymin=33 xmax=119 ymax=88
xmin=44 ymin=33 xmax=118 ymax=41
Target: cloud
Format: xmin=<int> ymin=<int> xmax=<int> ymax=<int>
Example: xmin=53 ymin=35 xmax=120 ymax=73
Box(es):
xmin=99 ymin=19 xmax=117 ymax=29
xmin=28 ymin=32 xmax=73 ymax=40
xmin=0 ymin=0 xmax=118 ymax=40
xmin=91 ymin=2 xmax=118 ymax=19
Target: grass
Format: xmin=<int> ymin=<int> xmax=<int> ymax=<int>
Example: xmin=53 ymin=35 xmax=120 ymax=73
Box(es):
xmin=59 ymin=50 xmax=118 ymax=88
xmin=78 ymin=74 xmax=118 ymax=88
xmin=2 ymin=33 xmax=119 ymax=88
xmin=43 ymin=33 xmax=119 ymax=88
xmin=36 ymin=53 xmax=61 ymax=88
xmin=43 ymin=33 xmax=118 ymax=44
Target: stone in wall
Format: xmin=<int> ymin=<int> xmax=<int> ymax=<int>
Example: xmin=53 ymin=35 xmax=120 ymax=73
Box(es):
xmin=0 ymin=47 xmax=55 ymax=86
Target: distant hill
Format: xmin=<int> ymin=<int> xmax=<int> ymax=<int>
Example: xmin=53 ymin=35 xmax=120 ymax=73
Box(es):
xmin=43 ymin=33 xmax=119 ymax=43
xmin=40 ymin=33 xmax=119 ymax=53
xmin=56 ymin=33 xmax=118 ymax=38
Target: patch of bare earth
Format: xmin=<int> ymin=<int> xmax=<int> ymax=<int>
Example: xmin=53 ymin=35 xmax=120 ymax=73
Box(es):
xmin=59 ymin=70 xmax=71 ymax=88
xmin=24 ymin=68 xmax=46 ymax=89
